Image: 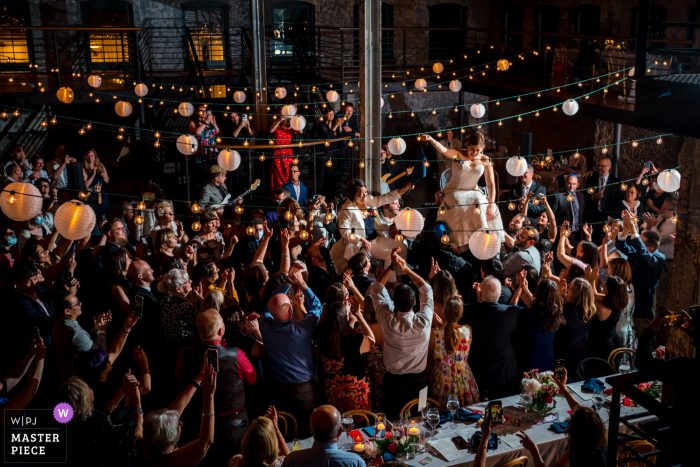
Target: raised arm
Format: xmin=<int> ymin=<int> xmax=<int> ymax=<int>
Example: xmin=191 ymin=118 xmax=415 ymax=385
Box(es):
xmin=482 ymin=156 xmax=499 ymax=221
xmin=107 ymin=313 xmax=139 ymax=364
xmin=556 ymin=221 xmax=574 ymax=269
xmin=252 ymin=222 xmax=272 ymax=264
xmin=422 ymin=134 xmax=461 ymax=158
xmin=541 ymin=196 xmax=557 ymax=240
xmin=2 ymin=339 xmax=45 ymax=423
xmin=279 ymin=228 xmax=291 ymax=274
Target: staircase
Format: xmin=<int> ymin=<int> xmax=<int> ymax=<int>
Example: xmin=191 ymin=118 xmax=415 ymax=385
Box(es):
xmin=0 ymin=105 xmax=51 ymax=166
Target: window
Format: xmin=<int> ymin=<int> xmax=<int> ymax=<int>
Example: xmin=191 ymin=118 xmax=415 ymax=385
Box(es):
xmin=0 ymin=1 xmax=33 ymax=70
xmin=272 ymin=1 xmax=314 ymax=60
xmin=502 ymin=5 xmax=524 ymax=50
xmin=182 ymin=1 xmax=227 ymax=70
xmin=573 ymin=4 xmax=600 ymax=48
xmin=428 ymin=3 xmax=465 ymax=60
xmin=631 ymin=5 xmax=667 ymax=50
xmin=81 ymin=0 xmax=133 ymax=68
xmin=353 ymin=3 xmax=394 ymax=62
xmin=534 ymin=5 xmax=559 ymax=50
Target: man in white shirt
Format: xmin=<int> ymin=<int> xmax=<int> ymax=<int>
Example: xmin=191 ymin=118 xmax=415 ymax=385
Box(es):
xmin=374 ymin=199 xmax=400 ymax=238
xmin=4 ymin=164 xmax=29 ymax=183
xmin=47 ymin=144 xmax=76 ymax=189
xmin=437 ymin=129 xmax=462 ymax=174
xmin=370 ymin=248 xmax=434 ymax=419
xmin=3 ymin=145 xmax=31 ymax=174
xmin=643 ymin=197 xmax=677 ymax=311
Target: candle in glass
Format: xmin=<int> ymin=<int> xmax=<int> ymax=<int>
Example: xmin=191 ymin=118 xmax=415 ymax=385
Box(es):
xmin=353 ymin=441 xmax=365 ymax=452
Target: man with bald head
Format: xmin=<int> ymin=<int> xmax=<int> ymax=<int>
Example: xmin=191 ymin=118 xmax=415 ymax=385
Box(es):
xmin=550 ymin=174 xmax=586 ymax=242
xmin=126 ymin=260 xmax=158 ymax=349
xmin=281 ymin=405 xmax=364 ymax=467
xmin=260 ymin=264 xmax=322 ymax=437
xmin=176 ymin=309 xmax=257 ymax=460
xmin=460 ymin=275 xmax=525 ymax=399
xmin=584 ymin=157 xmax=621 ymax=237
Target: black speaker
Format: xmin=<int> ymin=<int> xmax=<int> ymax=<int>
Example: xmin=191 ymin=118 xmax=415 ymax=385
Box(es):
xmin=520 ymin=132 xmax=533 ymax=164
xmin=66 ymin=163 xmax=85 ymax=199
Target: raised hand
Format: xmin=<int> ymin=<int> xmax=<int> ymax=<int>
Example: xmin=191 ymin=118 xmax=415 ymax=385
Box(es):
xmin=263 ymin=221 xmax=273 ymax=240
xmin=281 ymin=228 xmax=290 ymax=249
xmin=123 ymin=311 xmax=139 ymax=331
xmin=133 ymin=346 xmax=148 ymax=364
xmin=202 ymin=365 xmax=217 ymax=397
xmin=429 ymin=257 xmax=441 ymax=279
xmin=95 ymin=311 xmax=112 ymax=332
xmin=343 ymin=270 xmax=356 ymax=290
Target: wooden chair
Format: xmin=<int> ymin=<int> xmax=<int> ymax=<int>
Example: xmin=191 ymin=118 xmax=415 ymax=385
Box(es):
xmin=608 ymin=348 xmax=637 ymax=373
xmin=617 ymin=440 xmax=658 ymax=467
xmin=532 ymin=173 xmax=543 ymax=185
xmin=401 ymin=398 xmax=440 ymax=418
xmin=343 ymin=409 xmax=376 ymax=427
xmin=500 ymin=456 xmax=529 ymax=467
xmin=495 ymin=170 xmax=510 ymax=202
xmin=277 ymin=411 xmax=298 ymax=440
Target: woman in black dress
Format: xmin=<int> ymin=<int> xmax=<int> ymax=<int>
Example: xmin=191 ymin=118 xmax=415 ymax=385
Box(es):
xmin=524 ymin=194 xmax=557 ymax=257
xmin=587 ymin=275 xmax=629 ymax=360
xmin=317 ymin=108 xmax=343 ymax=197
xmin=554 ymin=277 xmax=596 ymax=381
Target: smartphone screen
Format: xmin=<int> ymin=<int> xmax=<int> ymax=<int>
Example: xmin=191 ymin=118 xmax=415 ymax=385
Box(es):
xmin=140 ymin=236 xmax=150 ymax=245
xmin=555 ymin=359 xmax=565 ymax=379
xmin=645 ymin=161 xmax=651 ymax=170
xmin=489 ymin=401 xmax=503 ymax=425
xmin=242 ymin=114 xmax=248 ymax=121
xmin=451 ymin=436 xmax=470 ymax=450
xmin=33 ymin=327 xmax=41 ymax=343
xmin=134 ymin=294 xmax=144 ymax=319
xmin=206 ymin=349 xmax=219 ymax=372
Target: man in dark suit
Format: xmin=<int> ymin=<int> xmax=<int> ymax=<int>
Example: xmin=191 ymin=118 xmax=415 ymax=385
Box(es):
xmin=550 ymin=174 xmax=586 ymax=242
xmin=338 ymin=103 xmax=360 ymax=185
xmin=99 ymin=218 xmax=138 ymax=272
xmin=508 ymin=164 xmax=547 ymax=224
xmin=460 ymin=276 xmax=524 ymax=399
xmin=615 ymin=211 xmax=665 ymax=338
xmin=584 ymin=158 xmax=622 ymax=238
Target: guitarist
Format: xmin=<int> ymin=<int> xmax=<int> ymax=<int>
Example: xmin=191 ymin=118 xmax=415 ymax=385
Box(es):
xmin=199 ymin=165 xmax=242 ymax=216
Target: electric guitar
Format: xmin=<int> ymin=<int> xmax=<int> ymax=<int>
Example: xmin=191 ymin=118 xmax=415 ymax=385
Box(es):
xmin=380 ymin=168 xmax=414 ymax=194
xmin=210 ymin=179 xmax=261 ymax=208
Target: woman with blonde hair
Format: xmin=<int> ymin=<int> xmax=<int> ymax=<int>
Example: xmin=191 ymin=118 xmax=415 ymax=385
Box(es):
xmin=429 ymin=297 xmax=480 ymax=406
xmin=609 ymin=258 xmax=636 ymax=349
xmin=82 ymin=148 xmax=110 ymax=218
xmin=150 ymin=200 xmax=188 ymax=247
xmin=430 ymin=266 xmax=459 ymax=325
xmin=200 ymin=288 xmax=226 ymax=313
xmin=554 ymin=277 xmax=596 ymax=381
xmin=228 ymin=407 xmax=290 ymax=467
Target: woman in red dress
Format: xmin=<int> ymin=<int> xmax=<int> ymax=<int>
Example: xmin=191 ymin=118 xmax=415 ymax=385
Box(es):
xmin=268 ymin=113 xmax=300 ymax=194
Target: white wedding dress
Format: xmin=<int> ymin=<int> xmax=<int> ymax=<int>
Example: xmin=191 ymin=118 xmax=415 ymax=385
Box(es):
xmin=440 ymin=161 xmax=505 ymax=247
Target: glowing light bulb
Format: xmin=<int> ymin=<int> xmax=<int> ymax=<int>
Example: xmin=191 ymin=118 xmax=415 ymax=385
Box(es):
xmin=563 ymin=228 xmax=570 ymax=237
xmin=246 ymin=226 xmax=255 ymax=236
xmin=632 ymin=141 xmax=638 ymax=147
xmin=8 ymin=191 xmax=17 ymax=204
xmin=216 ymin=137 xmax=222 ymax=143
xmin=633 ymin=216 xmax=639 ymax=223
xmin=191 ymin=203 xmax=201 ymax=214
xmin=567 ymin=194 xmax=574 ymax=202
xmin=621 ymin=183 xmax=628 ymax=191
xmin=13 ymin=109 xmax=20 ymax=117
xmin=325 ymin=212 xmax=333 ymax=222
xmin=349 ymin=228 xmax=357 ymax=242
xmin=601 ymin=146 xmax=608 ymax=154
xmin=574 ymin=152 xmax=580 ymax=158
xmin=244 ymin=140 xmax=249 ymax=146
xmin=119 ymin=126 xmax=125 ymax=133
xmin=498 ymin=121 xmax=503 ymax=126
xmin=528 ymin=229 xmax=535 ymax=237
xmin=359 ymin=160 xmax=365 ymax=168
xmin=79 ymin=191 xmax=89 ymax=200
xmin=474 ymin=207 xmax=481 ymax=214
xmin=437 ymin=132 xmax=442 ymax=138
xmin=390 ymin=159 xmax=396 ymax=165
xmin=370 ymin=139 xmax=375 ymax=144
xmin=79 ymin=127 xmax=85 ymax=135
xmin=235 ymin=205 xmax=244 ymax=214
xmin=508 ymin=202 xmax=515 ymax=210
xmin=154 ymin=139 xmax=161 ymax=148
xmin=134 ymin=215 xmax=144 ymax=225
xmin=672 ymin=212 xmax=678 ymax=224
xmin=137 ymin=201 xmax=146 ymax=210
xmin=259 ymin=155 xmax=265 ymax=162
xmin=349 ymin=141 xmax=353 ymax=147
xmin=424 ymin=161 xmax=430 ymax=168
xmin=326 ymin=159 xmax=333 ymax=167
xmin=292 ymin=158 xmax=299 ymax=164
xmin=284 ymin=211 xmax=293 ymax=221
xmin=117 ymin=134 xmax=124 ymax=141
xmin=604 ymin=225 xmax=611 ymax=233
xmin=300 ymin=230 xmax=309 ymax=240
xmin=656 ymin=138 xmax=662 ymax=145
xmin=269 ymin=139 xmax=274 ymax=145
xmin=535 ymin=112 xmax=540 ymax=117
xmin=362 ymin=210 xmax=369 ymax=219
xmin=51 ymin=117 xmax=57 ymax=125
xmin=533 ymin=199 xmax=540 ymax=205
xmin=642 ymin=178 xmax=649 ymax=186
xmin=86 ymin=123 xmax=92 ymax=131
xmin=441 ymin=234 xmax=449 ymax=244
xmin=41 ymin=120 xmax=48 ymax=127
xmin=192 ymin=221 xmax=201 ymax=231
xmin=439 ymin=207 xmax=445 ymax=215
xmin=395 ymin=232 xmax=404 ymax=243
xmin=588 ymin=188 xmax=595 ymax=194
xmin=432 ymin=109 xmax=436 ymax=115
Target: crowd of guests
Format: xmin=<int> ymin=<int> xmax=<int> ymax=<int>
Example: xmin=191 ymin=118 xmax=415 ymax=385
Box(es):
xmin=0 ymin=125 xmax=691 ymax=467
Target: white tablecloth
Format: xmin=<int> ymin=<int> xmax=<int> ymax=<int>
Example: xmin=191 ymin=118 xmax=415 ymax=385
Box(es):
xmin=288 ymin=376 xmax=654 ymax=467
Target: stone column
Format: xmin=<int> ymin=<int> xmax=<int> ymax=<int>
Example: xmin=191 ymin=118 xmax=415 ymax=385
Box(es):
xmin=359 ymin=0 xmax=381 ymax=192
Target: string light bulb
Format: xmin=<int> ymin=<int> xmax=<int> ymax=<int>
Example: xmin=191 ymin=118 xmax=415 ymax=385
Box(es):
xmin=656 ymin=137 xmax=662 ymax=145
xmin=154 ymin=139 xmax=161 ymax=148
xmin=672 ymin=212 xmax=678 ymax=224
xmin=259 ymin=155 xmax=265 ymax=162
xmin=349 ymin=141 xmax=353 ymax=147
xmin=51 ymin=117 xmax=57 ymax=125
xmin=192 ymin=220 xmax=201 ymax=231
xmin=604 ymin=224 xmax=611 ymax=233
xmin=191 ymin=203 xmax=201 ymax=214
xmin=349 ymin=228 xmax=357 ymax=242
xmin=474 ymin=207 xmax=481 ymax=214
xmin=325 ymin=212 xmax=333 ymax=222
xmin=235 ymin=205 xmax=244 ymax=214
xmin=284 ymin=211 xmax=293 ymax=221
xmin=117 ymin=134 xmax=124 ymax=141
xmin=441 ymin=234 xmax=450 ymax=244
xmin=326 ymin=159 xmax=333 ymax=167
xmin=424 ymin=160 xmax=430 ymax=168
xmin=432 ymin=109 xmax=436 ymax=115
xmin=79 ymin=190 xmax=89 ymax=200
xmin=535 ymin=112 xmax=540 ymax=117
xmin=359 ymin=160 xmax=365 ymax=168
xmin=13 ymin=109 xmax=20 ymax=117
xmin=362 ymin=210 xmax=370 ymax=219
xmin=134 ymin=215 xmax=144 ymax=225
xmin=588 ymin=187 xmax=595 ymax=194
xmin=573 ymin=151 xmax=580 ymax=158
xmin=395 ymin=230 xmax=404 ymax=243
xmin=533 ymin=198 xmax=540 ymax=205
xmin=7 ymin=191 xmax=16 ymax=204
xmin=563 ymin=228 xmax=571 ymax=237
xmin=119 ymin=126 xmax=125 ymax=133
xmin=621 ymin=183 xmax=628 ymax=191
xmin=601 ymin=146 xmax=608 ymax=154
xmin=438 ymin=207 xmax=445 ymax=215
xmin=300 ymin=230 xmax=309 ymax=240
xmin=244 ymin=140 xmax=249 ymax=146
xmin=79 ymin=127 xmax=86 ymax=135
xmin=528 ymin=229 xmax=536 ymax=237
xmin=642 ymin=178 xmax=649 ymax=186
xmin=632 ymin=141 xmax=638 ymax=147
xmin=292 ymin=157 xmax=299 ymax=164
xmin=390 ymin=159 xmax=396 ymax=165
xmin=41 ymin=120 xmax=48 ymax=127
xmin=508 ymin=202 xmax=515 ymax=210
xmin=136 ymin=200 xmax=146 ymax=211
xmin=567 ymin=194 xmax=574 ymax=202
xmin=246 ymin=226 xmax=255 ymax=236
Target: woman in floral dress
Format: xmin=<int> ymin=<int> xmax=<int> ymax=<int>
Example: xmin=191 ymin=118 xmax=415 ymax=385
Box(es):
xmin=268 ymin=110 xmax=300 ymax=195
xmin=317 ymin=300 xmax=375 ymax=412
xmin=430 ymin=297 xmax=480 ymax=407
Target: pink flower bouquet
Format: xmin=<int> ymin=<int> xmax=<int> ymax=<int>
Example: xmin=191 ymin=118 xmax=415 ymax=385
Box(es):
xmin=521 ymin=369 xmax=565 ymax=414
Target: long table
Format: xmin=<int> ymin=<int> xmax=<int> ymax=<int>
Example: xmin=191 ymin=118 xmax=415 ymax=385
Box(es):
xmin=288 ymin=377 xmax=652 ymax=466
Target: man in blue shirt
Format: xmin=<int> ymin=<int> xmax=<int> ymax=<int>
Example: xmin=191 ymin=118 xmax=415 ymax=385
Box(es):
xmin=282 ymin=163 xmax=308 ymax=208
xmin=281 ymin=405 xmax=364 ymax=467
xmin=260 ymin=264 xmax=322 ymax=437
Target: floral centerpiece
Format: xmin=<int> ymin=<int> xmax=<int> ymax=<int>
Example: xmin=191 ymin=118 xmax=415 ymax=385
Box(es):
xmin=521 ymin=369 xmax=565 ymax=414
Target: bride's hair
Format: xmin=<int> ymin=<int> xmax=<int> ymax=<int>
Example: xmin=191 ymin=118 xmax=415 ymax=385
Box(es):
xmin=467 ymin=132 xmax=485 ymax=147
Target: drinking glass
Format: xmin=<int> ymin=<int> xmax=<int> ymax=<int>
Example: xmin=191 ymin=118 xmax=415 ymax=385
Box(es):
xmin=341 ymin=413 xmax=354 ymax=449
xmin=375 ymin=412 xmax=387 ymax=441
xmin=292 ymin=438 xmax=302 ymax=451
xmin=400 ymin=413 xmax=410 ymax=431
xmin=446 ymin=395 xmax=460 ymax=429
xmin=593 ymin=389 xmax=605 ymax=412
xmin=619 ymin=355 xmax=631 ymax=374
xmin=427 ymin=408 xmax=440 ymax=440
xmin=392 ymin=420 xmax=405 ymax=444
xmin=521 ymin=393 xmax=533 ymax=412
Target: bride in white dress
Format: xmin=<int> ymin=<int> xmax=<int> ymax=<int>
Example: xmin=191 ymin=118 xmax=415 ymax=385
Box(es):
xmin=423 ymin=132 xmax=505 ymax=248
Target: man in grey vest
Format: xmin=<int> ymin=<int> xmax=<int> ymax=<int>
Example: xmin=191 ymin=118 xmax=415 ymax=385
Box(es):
xmin=176 ymin=309 xmax=257 ymax=463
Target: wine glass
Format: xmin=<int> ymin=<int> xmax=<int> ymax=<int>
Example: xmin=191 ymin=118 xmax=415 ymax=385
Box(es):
xmin=446 ymin=395 xmax=460 ymax=429
xmin=521 ymin=393 xmax=533 ymax=412
xmin=619 ymin=355 xmax=631 ymax=374
xmin=426 ymin=408 xmax=440 ymax=440
xmin=593 ymin=389 xmax=605 ymax=412
xmin=341 ymin=413 xmax=354 ymax=449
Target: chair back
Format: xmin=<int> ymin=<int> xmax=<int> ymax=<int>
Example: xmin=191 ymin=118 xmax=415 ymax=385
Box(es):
xmin=532 ymin=173 xmax=543 ymax=184
xmin=581 ymin=170 xmax=593 ymax=188
xmin=499 ymin=456 xmax=529 ymax=467
xmin=608 ymin=348 xmax=637 ymax=372
xmin=401 ymin=398 xmax=440 ymax=418
xmin=617 ymin=440 xmax=658 ymax=467
xmin=343 ymin=409 xmax=376 ymax=428
xmin=576 ymin=357 xmax=615 ymax=381
xmin=276 ymin=411 xmax=298 ymax=440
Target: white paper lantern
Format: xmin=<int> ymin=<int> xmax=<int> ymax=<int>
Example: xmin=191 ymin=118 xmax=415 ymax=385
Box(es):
xmin=178 ymin=102 xmax=194 ymax=117
xmin=326 ymin=90 xmax=339 ymax=102
xmin=0 ymin=182 xmax=42 ymax=221
xmin=87 ymin=75 xmax=102 ymax=88
xmin=497 ymin=59 xmax=510 ymax=71
xmin=134 ymin=83 xmax=148 ymax=97
xmin=177 ymin=134 xmax=198 ymax=155
xmin=233 ymin=91 xmax=246 ymax=103
xmin=387 ymin=137 xmax=406 ymax=156
xmin=281 ymin=105 xmax=296 ymax=118
xmin=275 ymin=87 xmax=287 ymax=99
xmin=290 ymin=115 xmax=306 ymax=131
xmin=115 ymin=101 xmax=132 ymax=117
xmin=395 ymin=208 xmax=424 ymax=240
xmin=657 ymin=169 xmax=681 ymax=193
xmin=629 ymin=67 xmax=635 ymax=77
xmin=432 ymin=62 xmax=444 ymax=74
xmin=415 ymin=78 xmax=427 ymax=91
xmin=55 ymin=201 xmax=96 ymax=241
xmin=470 ymin=103 xmax=486 ymax=119
xmin=562 ymin=99 xmax=579 ymax=116
xmin=506 ymin=156 xmax=528 ymax=177
xmin=380 ymin=97 xmax=384 ymax=108
xmin=56 ymin=87 xmax=74 ymax=103
xmin=468 ymin=229 xmax=501 ymax=260
xmin=449 ymin=80 xmax=462 ymax=92
xmin=218 ymin=150 xmax=241 ymax=171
